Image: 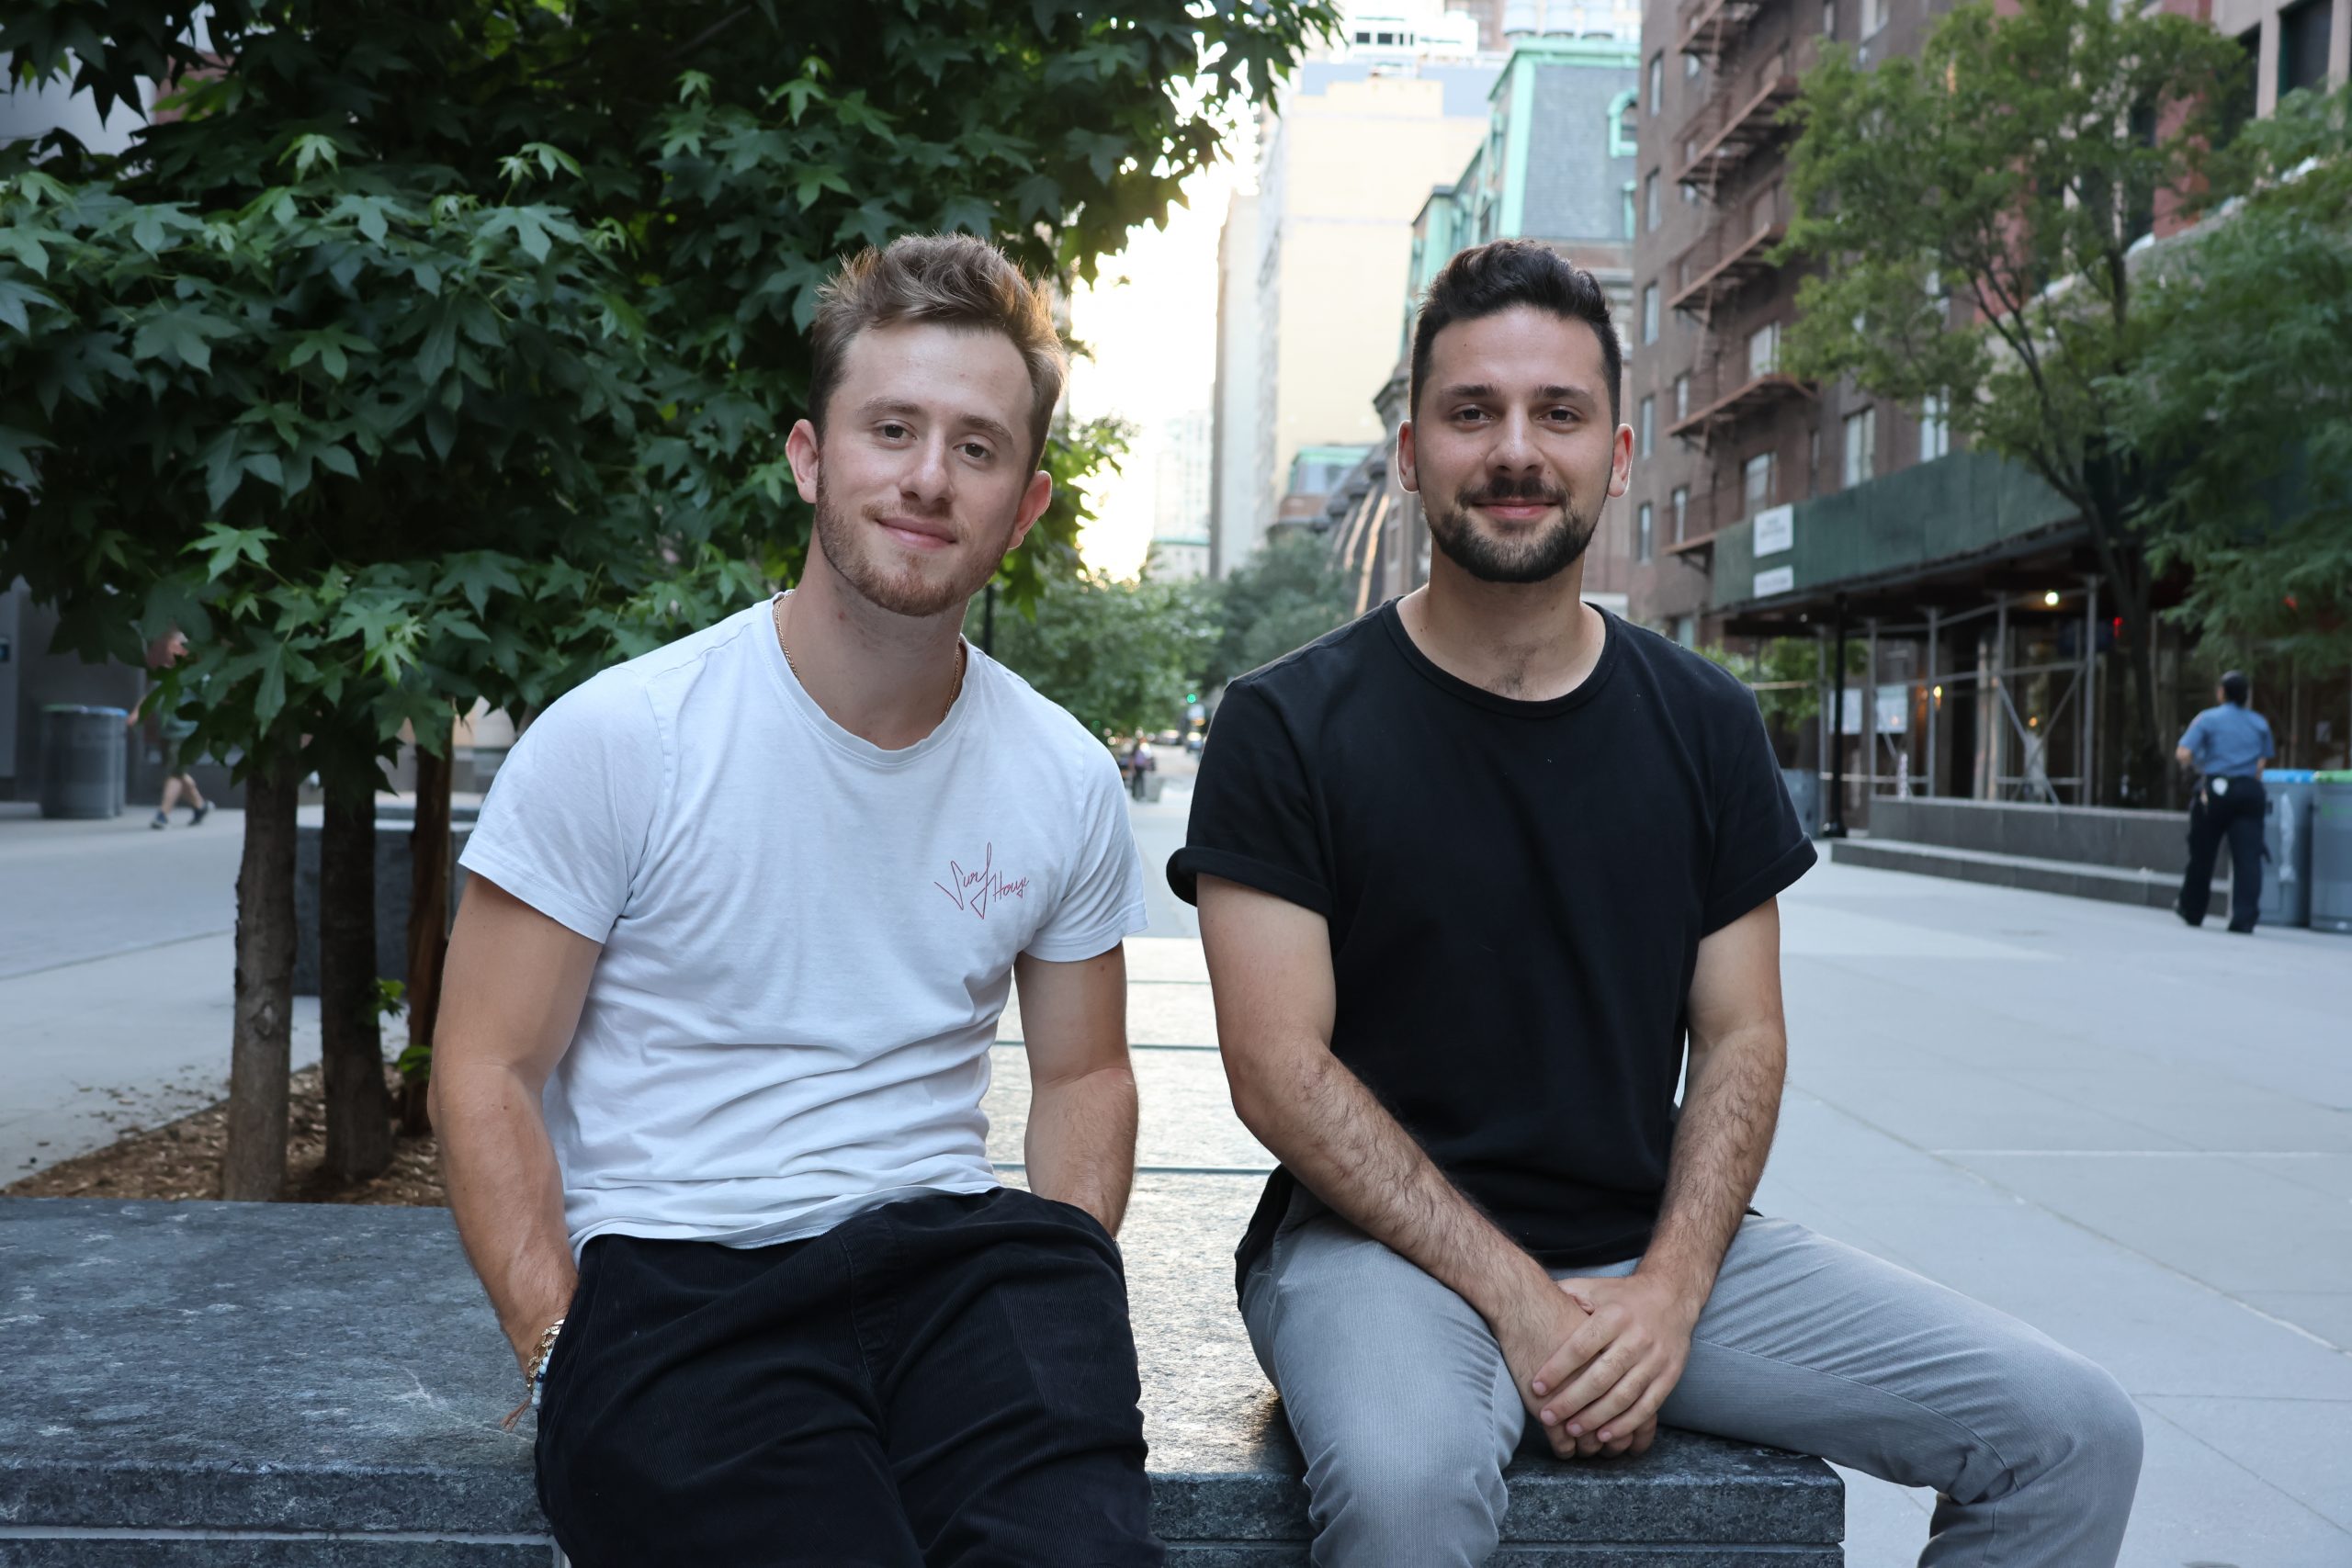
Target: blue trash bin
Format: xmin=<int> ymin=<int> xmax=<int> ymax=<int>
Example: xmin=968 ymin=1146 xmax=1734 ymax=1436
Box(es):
xmin=40 ymin=704 xmax=128 ymax=819
xmin=2312 ymin=774 xmax=2352 ymax=935
xmin=2260 ymin=771 xmax=2317 ymax=929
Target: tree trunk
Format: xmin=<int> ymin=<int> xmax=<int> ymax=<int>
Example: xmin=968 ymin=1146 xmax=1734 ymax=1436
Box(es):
xmin=400 ymin=740 xmax=453 ymax=1137
xmin=321 ymin=776 xmax=394 ymax=1181
xmin=2074 ymin=450 xmax=2167 ymax=808
xmin=222 ymin=761 xmax=298 ymax=1201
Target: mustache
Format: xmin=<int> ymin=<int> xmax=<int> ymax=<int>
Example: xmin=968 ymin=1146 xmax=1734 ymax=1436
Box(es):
xmin=1459 ymin=476 xmax=1568 ymax=507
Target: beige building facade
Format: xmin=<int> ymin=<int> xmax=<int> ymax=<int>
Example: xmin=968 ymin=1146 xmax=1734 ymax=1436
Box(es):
xmin=1246 ymin=53 xmax=1503 ymax=547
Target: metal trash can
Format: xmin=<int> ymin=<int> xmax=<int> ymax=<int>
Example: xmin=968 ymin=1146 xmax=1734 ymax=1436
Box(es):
xmin=39 ymin=704 xmax=128 ymax=819
xmin=2259 ymin=771 xmax=2317 ymax=928
xmin=2312 ymin=773 xmax=2352 ymax=935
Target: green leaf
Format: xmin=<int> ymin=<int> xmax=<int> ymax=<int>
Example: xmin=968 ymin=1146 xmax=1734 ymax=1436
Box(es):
xmin=0 ymin=276 xmax=58 ymax=334
xmin=128 ymin=204 xmax=196 ymax=255
xmin=0 ymin=424 xmax=53 ymax=485
xmin=0 ymin=225 xmax=56 ymax=276
xmin=130 ymin=306 xmax=236 ymax=373
xmin=415 ymin=306 xmax=458 ymax=383
xmin=433 ymin=552 xmax=525 ymax=615
xmin=187 ymin=523 xmax=278 ymax=581
xmin=792 ymin=164 xmax=852 ymax=209
xmin=283 ymin=132 xmax=344 ymax=176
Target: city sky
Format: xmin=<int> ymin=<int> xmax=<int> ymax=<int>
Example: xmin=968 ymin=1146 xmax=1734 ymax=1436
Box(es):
xmin=1067 ymin=137 xmax=1250 ymax=579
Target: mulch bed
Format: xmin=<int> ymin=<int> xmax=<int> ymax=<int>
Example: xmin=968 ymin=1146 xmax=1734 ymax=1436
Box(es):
xmin=4 ymin=1065 xmax=447 ymax=1207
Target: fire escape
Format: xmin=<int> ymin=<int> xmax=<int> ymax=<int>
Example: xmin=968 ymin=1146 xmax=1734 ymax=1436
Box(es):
xmin=1661 ymin=0 xmax=1815 ymax=552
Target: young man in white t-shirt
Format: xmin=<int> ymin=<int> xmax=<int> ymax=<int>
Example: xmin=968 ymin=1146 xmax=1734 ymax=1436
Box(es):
xmin=432 ymin=234 xmax=1161 ymax=1566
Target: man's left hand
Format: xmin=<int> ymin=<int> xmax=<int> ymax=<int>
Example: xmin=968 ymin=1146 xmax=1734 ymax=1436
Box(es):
xmin=1527 ymin=1271 xmax=1702 ymax=1459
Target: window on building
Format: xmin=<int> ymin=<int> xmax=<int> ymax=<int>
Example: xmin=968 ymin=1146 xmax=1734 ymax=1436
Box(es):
xmin=1645 ymin=171 xmax=1660 ymax=231
xmin=1809 ymin=426 xmax=1822 ymax=492
xmin=2281 ymin=0 xmax=2332 ymax=98
xmin=1670 ymin=485 xmax=1690 ymax=543
xmin=1862 ymin=0 xmax=1887 ymax=37
xmin=2220 ymin=27 xmax=2260 ymax=147
xmin=1672 ymin=615 xmax=1697 ymax=648
xmin=1747 ymin=321 xmax=1779 ymax=378
xmin=1639 ymin=395 xmax=1655 ymax=457
xmin=1636 ymin=501 xmax=1655 ymax=564
xmin=1823 ymin=0 xmax=1838 ymax=37
xmin=1685 ymin=51 xmax=1701 ymax=80
xmin=1648 ymin=52 xmax=1664 ymax=114
xmin=1622 ymin=182 xmax=1637 ymax=239
xmin=1744 ymin=451 xmax=1775 ymax=515
xmin=1842 ymin=405 xmax=1877 ymax=486
xmin=1919 ymin=394 xmax=1950 ymax=460
xmin=1643 ymin=284 xmax=1659 ymax=344
xmin=1673 ymin=373 xmax=1690 ymax=422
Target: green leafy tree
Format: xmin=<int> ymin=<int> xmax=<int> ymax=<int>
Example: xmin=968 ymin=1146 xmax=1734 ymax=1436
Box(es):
xmin=978 ymin=569 xmax=1220 ymax=744
xmin=1198 ymin=526 xmax=1354 ymax=693
xmin=0 ymin=0 xmax=1337 ymax=1195
xmin=1777 ymin=0 xmax=2247 ymax=803
xmin=2117 ymin=85 xmax=2352 ymax=675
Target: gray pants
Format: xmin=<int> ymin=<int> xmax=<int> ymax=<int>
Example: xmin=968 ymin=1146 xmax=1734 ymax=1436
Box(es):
xmin=1241 ymin=1199 xmax=2143 ymax=1567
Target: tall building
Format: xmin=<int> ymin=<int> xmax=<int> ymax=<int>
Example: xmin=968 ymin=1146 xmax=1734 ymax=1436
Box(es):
xmin=1330 ymin=21 xmax=1643 ymax=616
xmin=1627 ymin=0 xmax=2350 ymax=811
xmin=1149 ymin=409 xmax=1215 ymax=581
xmin=1209 ymin=192 xmax=1263 ymax=580
xmin=1239 ymin=6 xmax=1506 ymax=557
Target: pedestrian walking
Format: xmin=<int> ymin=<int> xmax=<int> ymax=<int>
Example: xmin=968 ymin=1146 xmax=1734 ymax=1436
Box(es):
xmin=2175 ymin=670 xmax=2274 ymax=932
xmin=138 ymin=628 xmax=209 ymax=830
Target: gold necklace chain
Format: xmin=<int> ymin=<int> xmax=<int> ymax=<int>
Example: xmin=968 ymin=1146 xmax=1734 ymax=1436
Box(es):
xmin=773 ymin=593 xmax=966 ymax=726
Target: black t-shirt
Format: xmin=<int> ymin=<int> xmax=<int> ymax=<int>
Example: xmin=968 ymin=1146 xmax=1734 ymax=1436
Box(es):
xmin=1169 ymin=601 xmax=1815 ymax=1287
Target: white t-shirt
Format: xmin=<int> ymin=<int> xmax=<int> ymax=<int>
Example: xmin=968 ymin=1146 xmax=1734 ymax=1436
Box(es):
xmin=458 ymin=596 xmax=1148 ymax=1256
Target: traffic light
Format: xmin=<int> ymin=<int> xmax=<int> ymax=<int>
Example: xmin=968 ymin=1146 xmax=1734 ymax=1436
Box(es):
xmin=1185 ymin=692 xmax=1197 ymax=705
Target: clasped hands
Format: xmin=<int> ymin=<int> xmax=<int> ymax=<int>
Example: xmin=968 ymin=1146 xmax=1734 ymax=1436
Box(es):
xmin=1498 ymin=1270 xmax=1702 ymax=1461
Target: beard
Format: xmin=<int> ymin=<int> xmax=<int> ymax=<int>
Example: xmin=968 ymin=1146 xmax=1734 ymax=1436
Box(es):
xmin=811 ymin=470 xmax=1012 ymax=620
xmin=1425 ymin=472 xmax=1600 ymax=585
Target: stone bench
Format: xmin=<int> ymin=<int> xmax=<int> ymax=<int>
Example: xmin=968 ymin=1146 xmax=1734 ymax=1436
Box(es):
xmin=0 ymin=1198 xmax=1844 ymax=1565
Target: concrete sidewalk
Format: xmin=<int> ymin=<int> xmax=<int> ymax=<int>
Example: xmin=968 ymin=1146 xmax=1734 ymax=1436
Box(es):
xmin=1088 ymin=797 xmax=2352 ymax=1565
xmin=0 ymin=807 xmax=328 ymax=1177
xmin=7 ymin=784 xmax=2347 ymax=1561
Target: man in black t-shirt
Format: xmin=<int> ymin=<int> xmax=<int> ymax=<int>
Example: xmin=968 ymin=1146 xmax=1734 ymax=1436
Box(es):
xmin=1170 ymin=242 xmax=2143 ymax=1568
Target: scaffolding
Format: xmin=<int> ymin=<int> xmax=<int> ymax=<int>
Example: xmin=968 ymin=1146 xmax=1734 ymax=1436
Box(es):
xmin=1817 ymin=581 xmax=2106 ymax=823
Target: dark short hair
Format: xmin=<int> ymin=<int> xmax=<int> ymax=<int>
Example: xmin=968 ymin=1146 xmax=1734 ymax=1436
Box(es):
xmin=1408 ymin=240 xmax=1623 ymax=425
xmin=2221 ymin=670 xmax=2250 ymax=705
xmin=808 ymin=233 xmax=1067 ymax=468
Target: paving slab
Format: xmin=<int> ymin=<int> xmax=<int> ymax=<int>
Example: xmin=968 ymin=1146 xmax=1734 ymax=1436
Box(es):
xmin=985 ymin=1045 xmax=1269 ymax=1173
xmin=1001 ymin=976 xmax=1218 ymax=1047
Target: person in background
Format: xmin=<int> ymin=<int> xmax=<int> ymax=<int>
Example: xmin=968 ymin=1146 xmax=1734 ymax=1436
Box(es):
xmin=136 ymin=628 xmax=209 ymax=829
xmin=2175 ymin=670 xmax=2274 ymax=932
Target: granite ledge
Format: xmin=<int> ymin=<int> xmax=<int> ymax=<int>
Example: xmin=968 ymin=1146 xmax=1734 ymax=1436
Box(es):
xmin=1 ymin=1198 xmax=1841 ymax=1557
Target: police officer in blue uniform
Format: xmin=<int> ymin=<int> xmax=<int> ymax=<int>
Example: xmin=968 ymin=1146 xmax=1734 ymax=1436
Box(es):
xmin=2175 ymin=671 xmax=2275 ymax=932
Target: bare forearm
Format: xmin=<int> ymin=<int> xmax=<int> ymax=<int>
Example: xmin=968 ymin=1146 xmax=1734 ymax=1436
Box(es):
xmin=1643 ymin=1028 xmax=1784 ymax=1309
xmin=432 ymin=1063 xmax=576 ymax=1371
xmin=1024 ymin=1065 xmax=1138 ymax=1235
xmin=1233 ymin=1044 xmax=1553 ymax=1332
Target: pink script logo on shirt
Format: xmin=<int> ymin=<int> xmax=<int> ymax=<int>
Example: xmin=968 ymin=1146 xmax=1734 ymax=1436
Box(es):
xmin=935 ymin=842 xmax=1031 ymax=920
